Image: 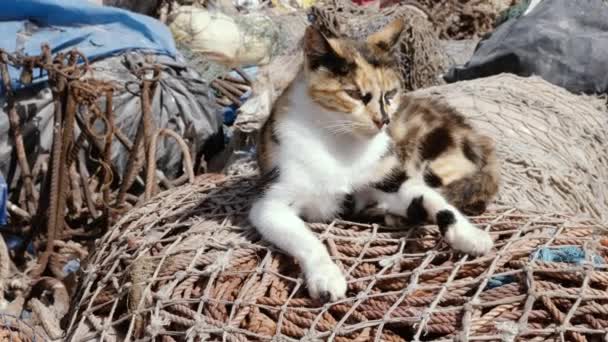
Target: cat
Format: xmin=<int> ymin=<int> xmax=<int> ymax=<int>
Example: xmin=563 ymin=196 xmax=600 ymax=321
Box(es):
xmin=248 ymin=19 xmax=500 ymax=302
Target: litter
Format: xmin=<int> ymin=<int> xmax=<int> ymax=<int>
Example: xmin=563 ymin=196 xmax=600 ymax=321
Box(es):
xmin=532 ymin=246 xmax=605 ymax=266
xmin=487 ymin=245 xmax=606 ymax=289
xmin=444 ymin=0 xmax=608 ymax=94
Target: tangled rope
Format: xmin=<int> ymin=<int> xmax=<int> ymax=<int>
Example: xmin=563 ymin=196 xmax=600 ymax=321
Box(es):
xmin=66 ymin=174 xmax=608 ymax=341
xmin=400 ymin=0 xmax=514 ymax=40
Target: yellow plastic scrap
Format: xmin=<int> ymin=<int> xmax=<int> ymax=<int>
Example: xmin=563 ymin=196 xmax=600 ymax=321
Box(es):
xmin=271 ymin=0 xmax=316 ymax=9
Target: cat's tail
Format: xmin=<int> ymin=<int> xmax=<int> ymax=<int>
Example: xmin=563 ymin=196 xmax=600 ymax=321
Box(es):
xmin=443 ymin=135 xmax=500 ymax=216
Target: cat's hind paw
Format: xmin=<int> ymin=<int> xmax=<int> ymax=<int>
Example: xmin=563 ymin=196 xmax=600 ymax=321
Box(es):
xmin=306 ymin=261 xmax=347 ymax=302
xmin=437 ymin=210 xmax=493 ymax=256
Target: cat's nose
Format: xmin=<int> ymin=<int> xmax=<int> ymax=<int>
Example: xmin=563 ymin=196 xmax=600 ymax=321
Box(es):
xmin=373 ymin=117 xmax=389 ymax=129
xmin=372 ymin=118 xmax=383 ymax=129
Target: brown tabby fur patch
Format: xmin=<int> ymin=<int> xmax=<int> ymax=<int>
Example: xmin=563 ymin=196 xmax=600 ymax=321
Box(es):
xmin=386 ymin=96 xmax=500 ymax=215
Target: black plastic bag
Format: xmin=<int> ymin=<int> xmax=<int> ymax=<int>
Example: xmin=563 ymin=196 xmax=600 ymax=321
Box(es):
xmin=444 ymin=0 xmax=608 ymax=95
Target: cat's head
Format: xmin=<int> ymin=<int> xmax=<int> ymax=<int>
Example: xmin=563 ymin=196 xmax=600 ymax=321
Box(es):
xmin=304 ymin=19 xmax=404 ymax=136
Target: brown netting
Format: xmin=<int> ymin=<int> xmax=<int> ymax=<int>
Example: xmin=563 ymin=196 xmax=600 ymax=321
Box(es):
xmin=311 ymin=0 xmax=448 ymax=91
xmin=66 ymin=174 xmax=608 ymax=341
xmin=411 ymin=74 xmax=608 ymax=222
xmin=410 ymin=0 xmax=515 ymax=40
xmin=0 ymin=315 xmax=49 ymax=342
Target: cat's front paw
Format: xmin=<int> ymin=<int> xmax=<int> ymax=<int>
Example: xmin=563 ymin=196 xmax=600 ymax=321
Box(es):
xmin=352 ymin=188 xmax=379 ymax=214
xmin=437 ymin=210 xmax=493 ymax=256
xmin=305 ymin=261 xmax=347 ymax=302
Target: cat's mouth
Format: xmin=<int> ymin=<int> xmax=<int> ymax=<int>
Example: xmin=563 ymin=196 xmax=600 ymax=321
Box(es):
xmin=354 ymin=123 xmax=387 ymax=137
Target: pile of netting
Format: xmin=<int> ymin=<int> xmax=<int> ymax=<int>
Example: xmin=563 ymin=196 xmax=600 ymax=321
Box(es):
xmin=65 ymin=174 xmax=608 ymax=341
xmin=0 ymin=315 xmax=47 ymax=342
xmin=310 ymin=0 xmax=448 ymax=91
xmin=411 ymin=0 xmax=515 ymax=40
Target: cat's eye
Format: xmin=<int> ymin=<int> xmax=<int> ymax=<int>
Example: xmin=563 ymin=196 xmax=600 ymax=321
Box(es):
xmin=344 ymin=89 xmax=361 ymax=100
xmin=345 ymin=89 xmax=372 ymax=104
xmin=384 ymin=89 xmax=397 ymax=102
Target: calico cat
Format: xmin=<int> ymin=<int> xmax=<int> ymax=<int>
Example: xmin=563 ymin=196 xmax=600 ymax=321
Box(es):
xmin=249 ymin=19 xmax=500 ymax=302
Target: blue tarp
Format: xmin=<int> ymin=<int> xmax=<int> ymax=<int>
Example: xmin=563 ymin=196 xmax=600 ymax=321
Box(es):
xmin=0 ymin=0 xmax=177 ymax=92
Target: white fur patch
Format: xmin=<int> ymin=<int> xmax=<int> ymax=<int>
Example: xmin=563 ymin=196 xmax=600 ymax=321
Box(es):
xmin=354 ymin=179 xmax=493 ymax=256
xmin=249 ymin=77 xmax=390 ymax=300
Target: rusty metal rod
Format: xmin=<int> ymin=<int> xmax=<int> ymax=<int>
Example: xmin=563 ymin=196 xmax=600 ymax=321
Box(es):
xmin=234 ymin=68 xmax=252 ymax=85
xmin=102 ymin=89 xmax=114 ymax=229
xmin=1 ymin=53 xmax=38 ymax=215
xmin=144 ymin=128 xmax=195 ymax=201
xmin=115 ymin=110 xmax=145 ymax=207
xmin=52 ymin=83 xmax=78 ymax=235
xmin=220 ymin=74 xmax=248 ymax=85
xmin=113 ymin=126 xmax=134 ymax=152
xmin=140 ymin=76 xmax=160 ymax=199
xmin=211 ymin=81 xmax=242 ymax=107
xmin=31 ymin=68 xmax=66 ymax=279
xmin=214 ymin=79 xmax=246 ymax=97
xmin=115 ymin=72 xmax=158 ymax=207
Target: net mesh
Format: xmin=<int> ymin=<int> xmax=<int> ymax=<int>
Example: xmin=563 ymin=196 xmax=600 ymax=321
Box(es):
xmin=413 ymin=0 xmax=514 ymax=40
xmin=311 ymin=0 xmax=448 ymax=91
xmin=66 ymin=174 xmax=608 ymax=342
xmin=0 ymin=315 xmax=49 ymax=342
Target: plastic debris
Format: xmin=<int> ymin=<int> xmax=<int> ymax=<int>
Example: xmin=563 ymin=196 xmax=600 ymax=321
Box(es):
xmin=445 ymin=0 xmax=608 ymax=94
xmin=169 ymin=7 xmax=281 ymax=67
xmin=531 ymin=246 xmax=604 ymax=266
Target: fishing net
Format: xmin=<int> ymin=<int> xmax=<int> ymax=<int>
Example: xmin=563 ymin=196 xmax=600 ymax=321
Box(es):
xmin=66 ymin=174 xmax=608 ymax=341
xmin=0 ymin=315 xmax=49 ymax=342
xmin=412 ymin=74 xmax=608 ymax=222
xmin=311 ymin=0 xmax=448 ymax=91
xmin=410 ymin=0 xmax=515 ymax=40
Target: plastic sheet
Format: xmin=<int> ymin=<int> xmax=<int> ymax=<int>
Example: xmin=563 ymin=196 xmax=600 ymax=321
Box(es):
xmin=444 ymin=0 xmax=608 ymax=94
xmin=0 ymin=0 xmax=176 ymax=93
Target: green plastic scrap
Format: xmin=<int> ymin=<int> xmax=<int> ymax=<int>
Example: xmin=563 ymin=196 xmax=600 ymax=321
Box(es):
xmin=495 ymin=0 xmax=532 ymax=27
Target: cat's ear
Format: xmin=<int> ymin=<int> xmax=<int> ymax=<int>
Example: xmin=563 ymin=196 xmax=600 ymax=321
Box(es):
xmin=367 ymin=18 xmax=404 ymax=54
xmin=304 ymin=26 xmax=335 ymax=58
xmin=304 ymin=26 xmax=351 ymax=75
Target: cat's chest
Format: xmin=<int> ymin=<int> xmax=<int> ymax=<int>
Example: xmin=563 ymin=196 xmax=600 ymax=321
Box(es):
xmin=280 ymin=126 xmax=390 ymax=191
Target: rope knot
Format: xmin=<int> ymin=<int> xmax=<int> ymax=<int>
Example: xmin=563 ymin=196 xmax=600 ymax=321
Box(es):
xmin=146 ymin=308 xmax=170 ymax=338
